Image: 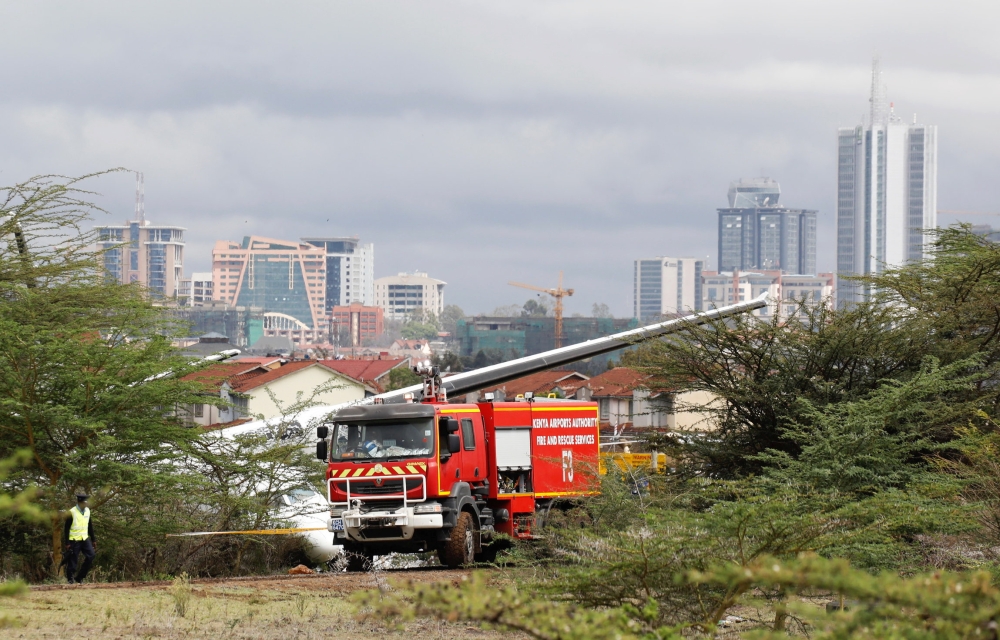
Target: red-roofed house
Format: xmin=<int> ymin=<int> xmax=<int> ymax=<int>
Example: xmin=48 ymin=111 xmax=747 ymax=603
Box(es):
xmin=227 ymin=361 xmax=377 ymax=422
xmin=319 ymin=358 xmax=409 ymax=393
xmin=180 ymin=361 xmax=271 ymax=426
xmin=586 ymin=368 xmax=718 ymax=431
xmin=181 ymin=360 xmax=376 ymax=426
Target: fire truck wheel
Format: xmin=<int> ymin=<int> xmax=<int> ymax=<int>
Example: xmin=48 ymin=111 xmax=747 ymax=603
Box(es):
xmin=441 ymin=511 xmax=475 ymax=568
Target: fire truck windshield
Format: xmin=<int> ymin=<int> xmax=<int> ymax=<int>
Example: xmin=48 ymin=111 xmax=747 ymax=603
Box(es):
xmin=330 ymin=419 xmax=434 ymax=461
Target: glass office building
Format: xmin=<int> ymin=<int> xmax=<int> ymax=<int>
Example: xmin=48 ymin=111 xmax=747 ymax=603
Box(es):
xmin=301 ymin=237 xmax=374 ymax=311
xmin=717 ymin=179 xmax=817 ymax=276
xmin=836 ymin=60 xmax=938 ymax=306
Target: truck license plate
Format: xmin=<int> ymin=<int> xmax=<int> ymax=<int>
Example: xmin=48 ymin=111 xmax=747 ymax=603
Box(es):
xmin=331 ymin=518 xmax=344 ymax=531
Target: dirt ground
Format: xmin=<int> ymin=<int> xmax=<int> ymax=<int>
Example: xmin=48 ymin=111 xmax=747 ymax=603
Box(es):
xmin=5 ymin=568 xmax=527 ymax=640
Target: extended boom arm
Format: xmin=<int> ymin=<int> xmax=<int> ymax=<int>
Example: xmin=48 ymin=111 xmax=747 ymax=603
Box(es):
xmin=217 ymin=293 xmax=768 ymax=438
xmin=381 ymin=292 xmax=769 ymax=402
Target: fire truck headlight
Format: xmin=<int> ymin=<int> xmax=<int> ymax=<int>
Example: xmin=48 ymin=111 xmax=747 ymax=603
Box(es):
xmin=413 ymin=503 xmax=442 ymax=514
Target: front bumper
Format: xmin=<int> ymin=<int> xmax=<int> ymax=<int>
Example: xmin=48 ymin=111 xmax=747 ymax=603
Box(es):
xmin=340 ymin=505 xmax=443 ymax=541
xmin=328 ymin=473 xmax=442 ymax=542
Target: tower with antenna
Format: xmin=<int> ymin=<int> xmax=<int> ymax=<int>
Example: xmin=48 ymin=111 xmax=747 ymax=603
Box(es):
xmin=134 ymin=171 xmax=145 ymax=223
xmin=94 ymin=172 xmax=187 ymax=299
xmin=836 ymin=58 xmax=938 ymax=307
xmin=868 ymin=56 xmax=888 ymax=127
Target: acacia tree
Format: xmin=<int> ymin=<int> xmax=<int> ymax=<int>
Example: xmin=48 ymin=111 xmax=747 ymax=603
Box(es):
xmin=0 ymin=174 xmax=209 ymax=576
xmin=623 ymin=299 xmax=933 ymax=477
xmin=173 ymin=384 xmax=332 ymax=576
xmin=863 ymin=225 xmax=1000 ymax=414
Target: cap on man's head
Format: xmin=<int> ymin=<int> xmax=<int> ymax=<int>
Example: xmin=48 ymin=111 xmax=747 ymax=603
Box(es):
xmin=76 ymin=494 xmax=89 ymax=502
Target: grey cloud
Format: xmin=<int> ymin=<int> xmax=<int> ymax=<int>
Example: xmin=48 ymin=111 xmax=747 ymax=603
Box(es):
xmin=0 ymin=1 xmax=997 ymax=314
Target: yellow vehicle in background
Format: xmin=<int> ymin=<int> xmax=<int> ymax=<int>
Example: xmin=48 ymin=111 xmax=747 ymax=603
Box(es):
xmin=599 ymin=451 xmax=667 ymax=476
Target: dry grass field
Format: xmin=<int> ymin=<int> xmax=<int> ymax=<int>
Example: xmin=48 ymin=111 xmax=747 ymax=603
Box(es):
xmin=3 ymin=570 xmax=526 ymax=640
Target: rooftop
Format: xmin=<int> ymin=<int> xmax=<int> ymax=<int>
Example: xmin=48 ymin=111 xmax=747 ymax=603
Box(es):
xmin=320 ymin=358 xmax=408 ymax=390
xmin=585 ymin=368 xmax=649 ymax=398
xmin=728 ymin=177 xmax=781 ymax=208
xmin=478 ymin=370 xmax=590 ymax=398
xmin=228 ymin=360 xmax=375 ymax=394
xmin=181 ymin=362 xmax=270 ymax=392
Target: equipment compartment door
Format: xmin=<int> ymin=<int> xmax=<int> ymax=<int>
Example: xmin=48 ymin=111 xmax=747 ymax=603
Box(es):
xmin=529 ymin=404 xmax=601 ymax=497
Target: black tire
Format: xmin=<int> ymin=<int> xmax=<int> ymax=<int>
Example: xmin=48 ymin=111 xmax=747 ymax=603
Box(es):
xmin=441 ymin=511 xmax=475 ymax=568
xmin=343 ymin=544 xmax=373 ymax=572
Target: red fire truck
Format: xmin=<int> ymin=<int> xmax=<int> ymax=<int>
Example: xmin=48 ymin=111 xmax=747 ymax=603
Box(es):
xmin=314 ymin=293 xmax=767 ymax=569
xmin=316 ymin=392 xmax=599 ymax=569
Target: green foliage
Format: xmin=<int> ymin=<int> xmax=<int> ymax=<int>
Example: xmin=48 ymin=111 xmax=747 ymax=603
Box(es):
xmin=432 ymin=350 xmax=463 ymax=373
xmin=360 ymin=553 xmax=1000 ymax=639
xmin=0 ymin=450 xmax=45 ymax=598
xmin=0 ymin=173 xmax=323 ymax=581
xmin=400 ymin=308 xmax=440 ymax=340
xmin=0 ymin=174 xmax=214 ymax=576
xmin=439 ymin=304 xmax=466 ymax=336
xmin=693 ymin=553 xmax=1000 ymax=638
xmin=401 ymin=321 xmax=438 ymax=340
xmin=591 ymin=303 xmax=612 ymax=318
xmin=758 ymin=356 xmax=984 ymax=496
xmin=385 ymin=366 xmax=421 ymax=391
xmin=357 ymin=225 xmax=1000 ymax=638
xmin=523 ymin=355 xmax=984 ymax=629
xmin=0 ymin=450 xmax=45 ymax=525
xmin=355 ymin=572 xmax=682 ymax=640
xmin=170 ymin=572 xmax=192 ymax=617
xmin=866 ymin=226 xmax=1000 ymax=380
xmin=460 ymin=348 xmax=517 ymax=371
xmin=939 ymin=423 xmax=1000 ymax=548
xmin=627 ymin=299 xmax=931 ymax=478
xmin=529 ymin=475 xmax=943 ymax=629
xmin=522 ymin=299 xmax=549 ymax=317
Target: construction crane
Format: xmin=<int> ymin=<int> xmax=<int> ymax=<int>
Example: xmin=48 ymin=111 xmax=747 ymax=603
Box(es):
xmin=508 ymin=272 xmax=574 ymax=348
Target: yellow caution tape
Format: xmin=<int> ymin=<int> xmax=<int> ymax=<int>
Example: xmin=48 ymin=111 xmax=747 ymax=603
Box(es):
xmin=166 ymin=527 xmax=326 ymax=538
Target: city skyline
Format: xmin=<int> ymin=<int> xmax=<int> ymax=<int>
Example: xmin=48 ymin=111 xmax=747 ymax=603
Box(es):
xmin=3 ymin=4 xmax=994 ymax=316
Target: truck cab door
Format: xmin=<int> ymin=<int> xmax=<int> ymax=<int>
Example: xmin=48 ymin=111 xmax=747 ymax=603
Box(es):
xmin=458 ymin=414 xmax=487 ymax=484
xmin=437 ymin=415 xmax=463 ymax=494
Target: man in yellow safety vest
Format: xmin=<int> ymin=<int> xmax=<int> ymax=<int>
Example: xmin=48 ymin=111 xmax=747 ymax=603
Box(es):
xmin=63 ymin=494 xmax=96 ymax=584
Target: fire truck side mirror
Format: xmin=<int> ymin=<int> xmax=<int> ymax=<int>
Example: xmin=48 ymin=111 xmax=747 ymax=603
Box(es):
xmin=448 ymin=433 xmax=461 ymax=454
xmin=438 ymin=417 xmax=460 ymax=433
xmin=316 ymin=426 xmax=329 ymax=440
xmin=316 ymin=440 xmax=328 ymax=461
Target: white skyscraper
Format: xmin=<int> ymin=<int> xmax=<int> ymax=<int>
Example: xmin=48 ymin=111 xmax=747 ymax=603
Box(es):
xmin=837 ymin=59 xmax=938 ymax=306
xmin=633 ymin=257 xmax=703 ymax=320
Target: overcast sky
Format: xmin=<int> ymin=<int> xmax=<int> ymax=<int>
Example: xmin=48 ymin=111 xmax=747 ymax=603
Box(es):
xmin=1 ymin=2 xmax=997 ymax=316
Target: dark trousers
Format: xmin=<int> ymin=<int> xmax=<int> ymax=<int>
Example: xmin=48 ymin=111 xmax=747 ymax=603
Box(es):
xmin=66 ymin=539 xmax=95 ymax=583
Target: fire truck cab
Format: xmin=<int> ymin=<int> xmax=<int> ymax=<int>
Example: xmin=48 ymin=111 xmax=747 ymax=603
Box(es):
xmin=316 ymin=396 xmax=600 ymax=569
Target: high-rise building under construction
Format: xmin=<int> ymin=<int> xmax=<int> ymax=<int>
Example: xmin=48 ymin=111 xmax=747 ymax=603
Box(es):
xmin=836 ymin=59 xmax=938 ymax=306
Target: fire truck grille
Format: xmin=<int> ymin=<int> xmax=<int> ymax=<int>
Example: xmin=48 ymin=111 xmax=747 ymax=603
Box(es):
xmin=353 ymin=480 xmax=403 ymax=495
xmin=359 ymin=500 xmax=404 ymax=514
xmin=336 ymin=477 xmax=422 ymax=496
